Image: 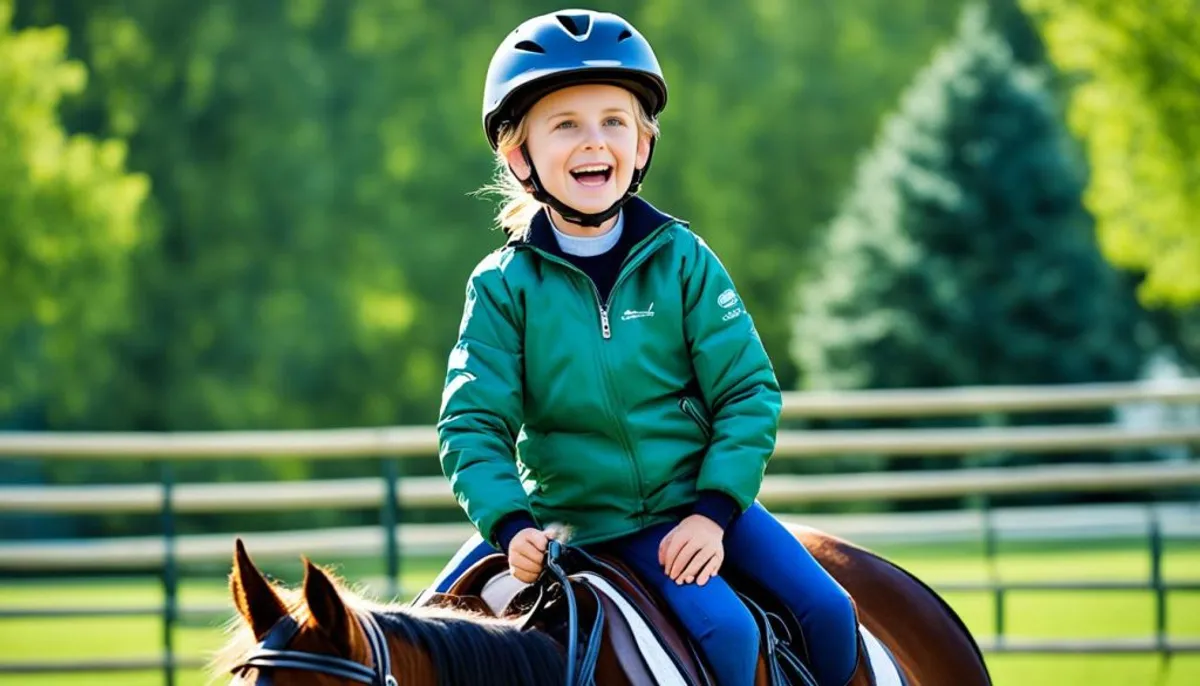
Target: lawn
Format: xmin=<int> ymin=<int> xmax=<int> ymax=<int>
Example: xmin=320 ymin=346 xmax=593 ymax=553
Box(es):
xmin=1 ymin=538 xmax=1197 ymax=685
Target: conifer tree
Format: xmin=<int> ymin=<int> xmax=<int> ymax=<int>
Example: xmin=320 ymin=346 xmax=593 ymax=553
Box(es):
xmin=791 ymin=5 xmax=1147 ymax=471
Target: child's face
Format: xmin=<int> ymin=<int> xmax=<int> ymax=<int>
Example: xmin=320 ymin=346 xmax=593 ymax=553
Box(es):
xmin=507 ymin=83 xmax=651 ymax=223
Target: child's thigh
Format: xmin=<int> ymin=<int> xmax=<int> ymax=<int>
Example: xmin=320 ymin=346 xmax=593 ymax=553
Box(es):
xmin=597 ymin=522 xmax=754 ymax=639
xmin=722 ymin=502 xmax=848 ymax=596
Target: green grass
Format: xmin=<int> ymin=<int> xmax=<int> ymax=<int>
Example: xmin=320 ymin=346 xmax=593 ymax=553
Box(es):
xmin=1 ymin=539 xmax=1198 ymax=685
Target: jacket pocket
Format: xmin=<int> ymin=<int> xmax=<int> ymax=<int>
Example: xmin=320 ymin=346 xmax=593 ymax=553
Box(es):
xmin=678 ymin=396 xmax=713 ymax=441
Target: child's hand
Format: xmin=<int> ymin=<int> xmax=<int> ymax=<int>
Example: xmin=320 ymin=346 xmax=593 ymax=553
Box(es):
xmin=658 ymin=514 xmax=725 ymax=586
xmin=508 ymin=527 xmax=556 ymax=583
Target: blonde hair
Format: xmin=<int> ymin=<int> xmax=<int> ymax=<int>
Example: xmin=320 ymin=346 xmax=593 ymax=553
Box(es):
xmin=481 ymin=94 xmax=661 ymax=240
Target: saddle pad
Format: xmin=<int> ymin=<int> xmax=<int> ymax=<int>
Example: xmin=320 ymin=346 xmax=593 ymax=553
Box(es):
xmin=861 ymin=625 xmax=906 ymax=686
xmin=480 ymin=572 xmax=529 ymax=615
xmin=478 ymin=570 xmax=906 ymax=686
xmin=574 ymin=572 xmax=690 ymax=686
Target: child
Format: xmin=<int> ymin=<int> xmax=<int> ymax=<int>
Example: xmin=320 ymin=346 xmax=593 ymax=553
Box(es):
xmin=433 ymin=9 xmax=859 ymax=686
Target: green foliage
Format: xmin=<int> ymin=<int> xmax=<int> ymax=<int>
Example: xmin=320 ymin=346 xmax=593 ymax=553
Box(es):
xmin=0 ymin=0 xmax=148 ymax=422
xmin=791 ymin=5 xmax=1147 ymax=397
xmin=18 ymin=0 xmax=507 ymax=432
xmin=641 ymin=0 xmax=967 ymax=387
xmin=7 ymin=0 xmax=971 ymax=439
xmin=8 ymin=0 xmax=1168 ymax=529
xmin=1022 ymin=0 xmax=1200 ymax=308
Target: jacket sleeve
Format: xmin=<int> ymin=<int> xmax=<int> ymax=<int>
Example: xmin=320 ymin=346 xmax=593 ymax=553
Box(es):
xmin=437 ymin=257 xmax=535 ymax=548
xmin=681 ymin=233 xmax=783 ymax=511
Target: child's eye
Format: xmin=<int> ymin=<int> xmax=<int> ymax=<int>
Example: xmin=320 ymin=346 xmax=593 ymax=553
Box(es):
xmin=604 ymin=117 xmax=626 ymax=126
xmin=555 ymin=120 xmax=576 ymax=130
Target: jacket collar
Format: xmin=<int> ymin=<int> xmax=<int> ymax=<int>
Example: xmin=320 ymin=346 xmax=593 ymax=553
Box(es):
xmin=509 ymin=196 xmax=682 ymax=256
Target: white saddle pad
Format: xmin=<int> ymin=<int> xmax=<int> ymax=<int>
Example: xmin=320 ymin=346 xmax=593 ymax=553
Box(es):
xmin=478 ymin=571 xmax=905 ymax=686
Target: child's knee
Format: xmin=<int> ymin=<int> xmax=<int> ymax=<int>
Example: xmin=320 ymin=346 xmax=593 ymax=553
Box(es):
xmin=830 ymin=587 xmax=859 ymax=624
xmin=810 ymin=586 xmax=857 ymax=634
xmin=700 ymin=600 xmax=760 ymax=653
xmin=810 ymin=589 xmax=860 ymax=684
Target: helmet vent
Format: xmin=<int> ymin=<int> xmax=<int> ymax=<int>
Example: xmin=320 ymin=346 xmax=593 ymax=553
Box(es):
xmin=556 ymin=13 xmax=591 ymax=37
xmin=514 ymin=40 xmax=545 ymax=54
xmin=617 ymin=29 xmax=633 ymax=42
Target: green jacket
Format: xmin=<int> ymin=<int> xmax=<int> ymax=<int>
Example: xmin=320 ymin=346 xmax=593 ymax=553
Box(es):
xmin=437 ymin=198 xmax=782 ymax=547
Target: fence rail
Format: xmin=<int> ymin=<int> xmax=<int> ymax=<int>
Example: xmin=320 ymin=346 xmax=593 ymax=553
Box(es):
xmin=3 ymin=460 xmax=1199 ymax=515
xmin=2 ymin=379 xmax=1197 ymax=459
xmin=2 ymin=502 xmax=1197 ymax=571
xmin=1 ymin=378 xmax=1198 ymax=681
xmin=2 ymin=423 xmax=1196 ymax=459
xmin=779 ymin=378 xmax=1200 ymax=418
xmin=8 ymin=635 xmax=1200 ymax=676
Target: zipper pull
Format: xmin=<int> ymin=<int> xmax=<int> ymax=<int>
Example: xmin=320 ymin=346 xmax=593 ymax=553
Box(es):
xmin=600 ymin=307 xmax=611 ymax=339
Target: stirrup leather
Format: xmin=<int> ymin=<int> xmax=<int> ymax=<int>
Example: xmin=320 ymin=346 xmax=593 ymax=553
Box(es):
xmin=737 ymin=591 xmax=818 ymax=686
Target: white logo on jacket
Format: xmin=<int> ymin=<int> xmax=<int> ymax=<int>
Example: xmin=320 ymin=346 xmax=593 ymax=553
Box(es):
xmin=621 ymin=302 xmax=655 ymax=321
xmin=718 ymin=289 xmax=738 ymax=309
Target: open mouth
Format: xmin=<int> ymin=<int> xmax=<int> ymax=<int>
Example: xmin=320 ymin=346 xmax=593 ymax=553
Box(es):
xmin=569 ymin=164 xmax=613 ymax=187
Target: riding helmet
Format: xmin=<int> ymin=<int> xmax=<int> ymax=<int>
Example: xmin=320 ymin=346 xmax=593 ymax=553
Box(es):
xmin=481 ymin=10 xmax=668 ymax=227
xmin=482 ymin=9 xmax=668 ymax=150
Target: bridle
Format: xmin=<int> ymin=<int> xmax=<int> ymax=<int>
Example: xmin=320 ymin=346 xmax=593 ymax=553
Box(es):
xmin=230 ymin=609 xmax=397 ymax=685
xmin=229 ymin=542 xmax=600 ymax=686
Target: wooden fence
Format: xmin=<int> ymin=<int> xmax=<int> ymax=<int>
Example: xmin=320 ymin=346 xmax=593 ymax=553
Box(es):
xmin=1 ymin=378 xmax=1198 ymax=682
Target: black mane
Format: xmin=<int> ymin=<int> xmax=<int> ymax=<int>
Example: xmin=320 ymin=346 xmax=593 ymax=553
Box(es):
xmin=375 ymin=607 xmax=565 ymax=686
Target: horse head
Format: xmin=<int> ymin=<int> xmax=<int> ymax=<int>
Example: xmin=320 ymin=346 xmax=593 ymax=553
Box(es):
xmin=218 ymin=538 xmax=429 ymax=685
xmin=215 ymin=538 xmax=568 ymax=686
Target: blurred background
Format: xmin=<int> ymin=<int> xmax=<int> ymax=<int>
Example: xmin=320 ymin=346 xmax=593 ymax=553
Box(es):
xmin=1 ymin=0 xmax=1197 ymax=683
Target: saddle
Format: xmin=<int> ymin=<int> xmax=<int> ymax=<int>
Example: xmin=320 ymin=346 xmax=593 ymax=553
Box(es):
xmin=412 ymin=543 xmax=874 ymax=686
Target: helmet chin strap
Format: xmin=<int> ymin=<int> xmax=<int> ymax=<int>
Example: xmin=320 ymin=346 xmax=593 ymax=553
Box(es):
xmin=516 ymin=142 xmax=655 ymax=228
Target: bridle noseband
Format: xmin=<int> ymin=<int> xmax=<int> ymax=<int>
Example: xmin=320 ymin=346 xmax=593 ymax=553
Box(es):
xmin=231 ymin=609 xmax=397 ymax=685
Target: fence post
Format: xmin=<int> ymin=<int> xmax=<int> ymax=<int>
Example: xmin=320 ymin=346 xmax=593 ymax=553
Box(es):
xmin=1148 ymin=505 xmax=1166 ymax=654
xmin=161 ymin=462 xmax=178 ymax=686
xmin=980 ymin=496 xmax=1004 ymax=647
xmin=382 ymin=458 xmax=401 ymax=600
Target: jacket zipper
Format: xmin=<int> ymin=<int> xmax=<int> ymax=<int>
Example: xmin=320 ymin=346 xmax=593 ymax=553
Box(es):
xmin=524 ymin=222 xmax=674 ymax=525
xmin=528 ymin=223 xmax=672 ymax=340
xmin=678 ymin=396 xmax=713 ymax=440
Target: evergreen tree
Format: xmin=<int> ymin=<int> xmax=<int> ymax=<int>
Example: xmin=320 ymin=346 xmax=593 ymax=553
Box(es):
xmin=790 ymin=5 xmax=1148 ymax=467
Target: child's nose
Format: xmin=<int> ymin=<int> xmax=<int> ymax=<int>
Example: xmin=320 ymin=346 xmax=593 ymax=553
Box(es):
xmin=581 ymin=124 xmax=607 ymax=149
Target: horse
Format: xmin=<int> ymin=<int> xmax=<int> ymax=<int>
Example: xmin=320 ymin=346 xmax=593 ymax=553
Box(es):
xmin=214 ymin=524 xmax=992 ymax=685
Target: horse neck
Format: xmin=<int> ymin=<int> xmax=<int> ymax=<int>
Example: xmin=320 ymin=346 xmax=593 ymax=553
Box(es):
xmin=387 ymin=635 xmax=439 ymax=686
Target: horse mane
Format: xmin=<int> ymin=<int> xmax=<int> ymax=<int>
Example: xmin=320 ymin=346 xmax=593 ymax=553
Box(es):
xmin=209 ymin=569 xmax=566 ymax=686
xmin=373 ymin=603 xmax=565 ymax=686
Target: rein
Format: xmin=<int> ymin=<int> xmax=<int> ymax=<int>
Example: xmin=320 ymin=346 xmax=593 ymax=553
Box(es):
xmin=538 ymin=539 xmax=606 ymax=686
xmin=230 ymin=610 xmax=397 ymax=685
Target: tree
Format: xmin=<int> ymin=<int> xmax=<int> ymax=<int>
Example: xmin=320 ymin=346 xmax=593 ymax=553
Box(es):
xmin=14 ymin=0 xmax=471 ymax=434
xmin=1021 ymin=0 xmax=1200 ymax=308
xmin=640 ymin=0 xmax=967 ymax=389
xmin=791 ymin=5 xmax=1146 ymax=410
xmin=0 ymin=0 xmax=148 ymax=423
xmin=9 ymin=0 xmax=975 ymax=434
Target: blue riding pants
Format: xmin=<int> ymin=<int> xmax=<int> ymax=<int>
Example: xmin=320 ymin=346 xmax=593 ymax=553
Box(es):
xmin=430 ymin=502 xmax=859 ymax=686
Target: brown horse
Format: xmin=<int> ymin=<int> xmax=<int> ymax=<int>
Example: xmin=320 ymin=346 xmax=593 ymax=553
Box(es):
xmin=214 ymin=525 xmax=991 ymax=685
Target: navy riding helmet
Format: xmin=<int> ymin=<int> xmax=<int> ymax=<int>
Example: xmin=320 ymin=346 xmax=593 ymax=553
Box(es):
xmin=482 ymin=9 xmax=669 ymax=227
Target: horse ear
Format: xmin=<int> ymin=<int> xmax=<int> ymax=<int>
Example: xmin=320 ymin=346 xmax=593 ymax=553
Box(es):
xmin=302 ymin=558 xmax=356 ymax=656
xmin=230 ymin=538 xmax=288 ymax=639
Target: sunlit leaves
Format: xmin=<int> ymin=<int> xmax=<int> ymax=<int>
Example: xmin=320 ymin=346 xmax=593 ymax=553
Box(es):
xmin=0 ymin=3 xmax=148 ymax=420
xmin=1023 ymin=0 xmax=1200 ymax=306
